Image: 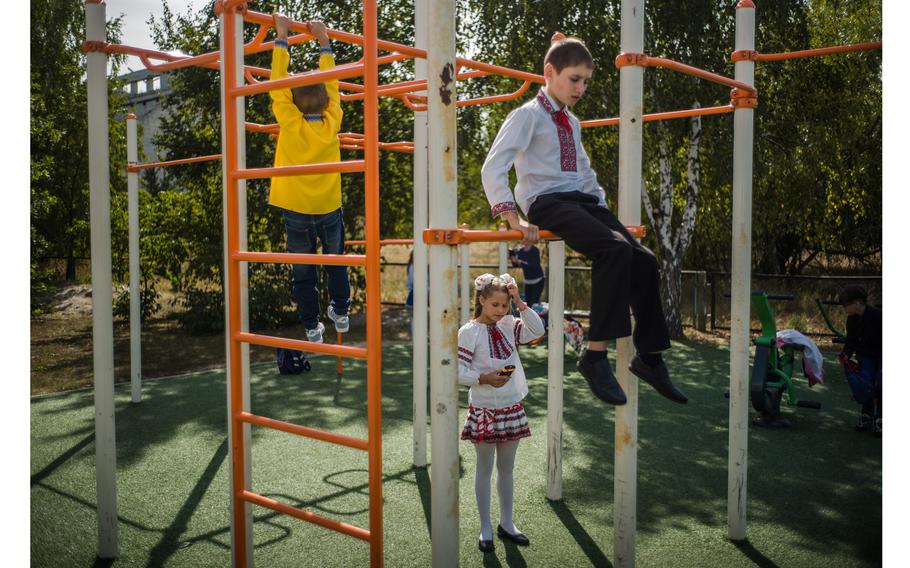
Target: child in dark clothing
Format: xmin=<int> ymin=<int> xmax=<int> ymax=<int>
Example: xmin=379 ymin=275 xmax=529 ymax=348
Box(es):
xmin=508 ymin=245 xmax=545 ymax=306
xmin=838 ymin=286 xmax=882 ymax=436
xmin=481 ymin=37 xmax=686 ymax=406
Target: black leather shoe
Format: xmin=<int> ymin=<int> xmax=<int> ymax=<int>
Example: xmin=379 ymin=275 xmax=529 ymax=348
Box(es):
xmin=629 ymin=355 xmax=688 ymax=404
xmin=577 ymin=351 xmax=627 ymax=405
xmin=478 ymin=539 xmax=494 ymax=553
xmin=497 ymin=525 xmax=530 ymax=546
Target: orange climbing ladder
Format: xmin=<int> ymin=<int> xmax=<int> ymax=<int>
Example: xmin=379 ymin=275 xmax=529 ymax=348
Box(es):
xmin=219 ymin=2 xmax=383 ymax=566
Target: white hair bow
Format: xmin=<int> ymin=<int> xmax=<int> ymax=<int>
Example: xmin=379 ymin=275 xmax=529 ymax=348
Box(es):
xmin=498 ymin=273 xmax=516 ymax=286
xmin=474 ymin=273 xmax=496 ymax=291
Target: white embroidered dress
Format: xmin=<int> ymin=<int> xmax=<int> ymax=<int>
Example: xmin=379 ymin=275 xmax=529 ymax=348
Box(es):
xmin=457 ymin=308 xmax=545 ymax=409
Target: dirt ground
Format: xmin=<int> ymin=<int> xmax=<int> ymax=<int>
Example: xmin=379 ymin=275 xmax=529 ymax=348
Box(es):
xmin=30 ymin=284 xmax=413 ymax=396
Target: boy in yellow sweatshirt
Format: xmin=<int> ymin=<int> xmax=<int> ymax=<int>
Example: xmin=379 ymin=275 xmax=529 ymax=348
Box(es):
xmin=270 ymin=13 xmax=349 ymax=344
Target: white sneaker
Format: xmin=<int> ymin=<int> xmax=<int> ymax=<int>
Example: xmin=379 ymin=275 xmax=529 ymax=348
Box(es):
xmin=306 ymin=322 xmax=325 ymax=344
xmin=327 ymin=305 xmax=350 ymax=333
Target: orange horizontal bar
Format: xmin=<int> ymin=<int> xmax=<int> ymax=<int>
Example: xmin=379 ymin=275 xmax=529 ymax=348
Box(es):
xmin=580 ymin=104 xmax=734 ymax=128
xmin=647 ymin=56 xmax=756 ymax=95
xmin=233 ymin=160 xmax=365 ymax=179
xmin=237 ymin=331 xmax=369 ymax=359
xmin=232 ymin=251 xmax=366 ymax=266
xmin=245 ymin=122 xmax=279 ymax=134
xmin=755 ymin=41 xmax=881 ymax=62
xmin=243 ymin=9 xmax=545 ymax=84
xmin=238 ymin=411 xmax=369 ymax=451
xmin=232 ymin=64 xmax=367 ymax=98
xmin=238 ymin=490 xmax=371 ymax=541
xmin=456 ymin=80 xmax=532 ymax=108
xmin=425 ymin=226 xmax=646 ymax=243
xmin=345 ymin=239 xmax=414 ymax=246
xmin=126 ymin=153 xmax=222 ymax=172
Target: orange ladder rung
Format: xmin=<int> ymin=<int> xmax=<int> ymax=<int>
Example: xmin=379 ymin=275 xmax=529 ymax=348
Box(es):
xmin=232 ymin=160 xmax=366 ymax=180
xmin=239 ymin=411 xmax=369 ymax=451
xmin=236 ymin=331 xmax=368 ymax=359
xmin=232 ymin=251 xmax=366 ymax=266
xmin=239 ymin=490 xmax=371 ymax=541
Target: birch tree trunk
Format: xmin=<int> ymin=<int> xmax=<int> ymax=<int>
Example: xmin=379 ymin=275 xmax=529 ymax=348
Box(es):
xmin=642 ymin=102 xmax=702 ymax=339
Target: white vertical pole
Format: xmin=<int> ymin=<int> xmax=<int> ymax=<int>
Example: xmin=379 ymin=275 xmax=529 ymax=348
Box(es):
xmin=220 ymin=9 xmax=253 ymax=567
xmin=498 ymin=222 xmax=508 ymax=275
xmin=615 ymin=0 xmax=645 ymax=565
xmin=546 ymin=240 xmax=566 ymax=500
xmin=427 ymin=0 xmax=459 ymax=563
xmin=412 ymin=0 xmax=429 ymax=469
xmin=460 ymin=224 xmax=471 ymax=324
xmin=728 ymin=0 xmax=756 ymax=542
xmin=126 ymin=114 xmax=142 ymax=403
xmin=85 ymin=0 xmax=118 ymax=558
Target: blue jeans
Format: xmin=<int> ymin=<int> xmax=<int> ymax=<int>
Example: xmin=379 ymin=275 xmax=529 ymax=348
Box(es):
xmin=284 ymin=208 xmax=350 ymax=329
xmin=858 ymin=356 xmax=882 ymax=418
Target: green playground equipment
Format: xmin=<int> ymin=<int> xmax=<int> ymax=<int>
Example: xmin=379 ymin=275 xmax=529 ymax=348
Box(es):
xmin=815 ymin=298 xmax=848 ymax=344
xmin=750 ymin=290 xmax=821 ymax=427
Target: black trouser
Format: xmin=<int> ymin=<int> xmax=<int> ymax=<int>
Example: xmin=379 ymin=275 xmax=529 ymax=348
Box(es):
xmin=528 ymin=191 xmax=670 ymax=352
xmin=524 ymin=279 xmax=545 ymax=306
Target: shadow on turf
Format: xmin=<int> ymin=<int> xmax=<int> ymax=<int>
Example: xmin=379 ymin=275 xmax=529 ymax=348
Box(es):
xmin=548 ymin=500 xmax=612 ymax=567
xmin=732 ymin=539 xmax=781 ymax=568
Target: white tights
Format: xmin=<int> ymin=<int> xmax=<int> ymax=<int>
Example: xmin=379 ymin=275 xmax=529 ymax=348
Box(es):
xmin=474 ymin=440 xmax=520 ymax=541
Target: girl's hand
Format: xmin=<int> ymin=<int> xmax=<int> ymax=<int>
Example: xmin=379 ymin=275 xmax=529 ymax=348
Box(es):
xmin=506 ymin=281 xmax=521 ymax=301
xmin=479 ymin=370 xmax=511 ymax=388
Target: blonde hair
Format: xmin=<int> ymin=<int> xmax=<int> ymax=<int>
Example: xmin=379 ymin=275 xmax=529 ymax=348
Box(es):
xmin=473 ymin=275 xmax=511 ymax=318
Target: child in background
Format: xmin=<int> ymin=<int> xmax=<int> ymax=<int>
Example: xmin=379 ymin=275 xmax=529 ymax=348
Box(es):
xmin=509 ymin=244 xmax=545 ymax=306
xmin=458 ymin=273 xmax=545 ymax=553
xmin=270 ymin=13 xmax=350 ymax=346
xmin=838 ymin=286 xmax=882 ymax=436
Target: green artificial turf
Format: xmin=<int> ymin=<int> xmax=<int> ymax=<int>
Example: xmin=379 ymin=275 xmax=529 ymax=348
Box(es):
xmin=31 ymin=340 xmax=881 ymax=567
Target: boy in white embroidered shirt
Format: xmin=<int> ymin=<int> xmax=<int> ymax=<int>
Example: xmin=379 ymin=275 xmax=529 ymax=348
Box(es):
xmin=480 ymin=36 xmax=687 ymax=406
xmin=458 ymin=273 xmax=544 ymax=553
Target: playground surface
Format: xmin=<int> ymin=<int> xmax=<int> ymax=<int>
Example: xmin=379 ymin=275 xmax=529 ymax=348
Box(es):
xmin=31 ymin=341 xmax=881 ymax=567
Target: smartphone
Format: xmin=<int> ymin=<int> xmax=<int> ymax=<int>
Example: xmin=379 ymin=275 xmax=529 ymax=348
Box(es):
xmin=498 ymin=365 xmax=516 ymax=378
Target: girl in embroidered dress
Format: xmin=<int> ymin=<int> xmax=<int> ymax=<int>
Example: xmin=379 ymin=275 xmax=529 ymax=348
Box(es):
xmin=458 ymin=273 xmax=545 ymax=553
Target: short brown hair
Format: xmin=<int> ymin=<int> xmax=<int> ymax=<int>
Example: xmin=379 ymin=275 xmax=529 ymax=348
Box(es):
xmin=292 ymin=84 xmax=329 ymax=115
xmin=544 ymin=37 xmax=595 ymax=72
xmin=838 ymin=285 xmax=868 ymax=306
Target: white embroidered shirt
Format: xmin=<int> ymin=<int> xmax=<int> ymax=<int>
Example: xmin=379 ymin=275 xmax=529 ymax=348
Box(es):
xmin=481 ymin=87 xmax=607 ymax=218
xmin=457 ymin=308 xmax=545 ymax=409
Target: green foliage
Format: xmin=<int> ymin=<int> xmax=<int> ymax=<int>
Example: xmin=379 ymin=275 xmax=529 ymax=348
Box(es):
xmin=31 ymin=0 xmax=129 ymax=312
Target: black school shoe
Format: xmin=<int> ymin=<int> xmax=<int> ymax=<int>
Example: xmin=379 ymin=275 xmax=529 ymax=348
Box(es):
xmin=628 ymin=354 xmax=688 ymax=404
xmin=497 ymin=525 xmax=530 ymax=546
xmin=576 ymin=351 xmax=627 ymax=405
xmin=478 ymin=539 xmax=494 ymax=553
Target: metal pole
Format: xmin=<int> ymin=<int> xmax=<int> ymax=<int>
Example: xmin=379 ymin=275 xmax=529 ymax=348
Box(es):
xmin=85 ymin=0 xmax=118 ymax=557
xmin=728 ymin=0 xmax=756 ymax=542
xmin=363 ymin=0 xmax=385 ymax=562
xmin=615 ymin=0 xmax=645 ymax=565
xmin=220 ymin=6 xmax=253 ymax=566
xmin=546 ymin=240 xmax=565 ymax=500
xmin=412 ymin=0 xmax=429 ymax=468
xmin=460 ymin=224 xmax=471 ymax=324
xmin=126 ymin=114 xmax=142 ymax=403
xmin=498 ymin=222 xmax=508 ymax=275
xmin=427 ymin=0 xmax=459 ymax=563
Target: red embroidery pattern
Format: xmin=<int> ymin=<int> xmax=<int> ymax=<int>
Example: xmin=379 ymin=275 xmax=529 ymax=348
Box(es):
xmin=486 ymin=324 xmax=514 ymax=360
xmin=458 ymin=346 xmax=473 ymax=364
xmin=491 ymin=201 xmax=517 ymax=218
xmin=537 ymin=92 xmax=576 ymax=172
xmin=513 ymin=319 xmax=524 ymax=343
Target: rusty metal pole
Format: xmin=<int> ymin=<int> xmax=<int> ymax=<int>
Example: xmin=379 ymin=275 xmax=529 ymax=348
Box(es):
xmin=427 ymin=0 xmax=459 ymax=564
